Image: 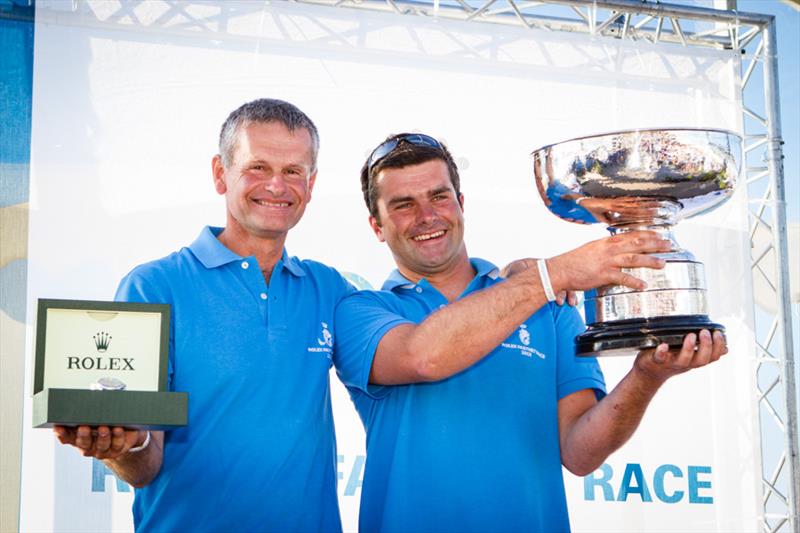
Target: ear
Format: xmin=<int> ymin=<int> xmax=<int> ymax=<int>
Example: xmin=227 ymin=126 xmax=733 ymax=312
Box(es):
xmin=212 ymin=155 xmax=227 ymax=195
xmin=369 ymin=216 xmax=385 ymax=242
xmin=458 ymin=193 xmax=465 ymax=211
xmin=306 ymin=169 xmax=317 ymax=202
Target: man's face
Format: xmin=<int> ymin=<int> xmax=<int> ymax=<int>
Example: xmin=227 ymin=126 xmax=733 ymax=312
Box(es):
xmin=370 ymin=159 xmax=467 ymax=277
xmin=213 ymin=121 xmax=316 ymax=240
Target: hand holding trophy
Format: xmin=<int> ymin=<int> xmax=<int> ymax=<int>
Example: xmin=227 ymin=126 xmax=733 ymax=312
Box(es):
xmin=533 ymin=129 xmax=741 ymax=356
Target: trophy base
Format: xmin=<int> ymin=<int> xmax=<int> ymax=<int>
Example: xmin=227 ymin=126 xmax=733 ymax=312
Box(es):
xmin=576 ymin=315 xmax=724 ymax=357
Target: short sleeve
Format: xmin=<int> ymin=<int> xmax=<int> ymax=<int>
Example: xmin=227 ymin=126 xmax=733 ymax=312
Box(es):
xmin=115 ymin=266 xmax=170 ymax=304
xmin=333 ymin=290 xmax=412 ymax=398
xmin=333 ymin=270 xmax=357 ymax=303
xmin=553 ymin=304 xmax=606 ymax=401
xmin=115 ymin=266 xmax=176 ymax=390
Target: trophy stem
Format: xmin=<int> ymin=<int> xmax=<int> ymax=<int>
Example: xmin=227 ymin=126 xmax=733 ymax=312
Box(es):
xmin=581 ymin=217 xmax=716 ymax=356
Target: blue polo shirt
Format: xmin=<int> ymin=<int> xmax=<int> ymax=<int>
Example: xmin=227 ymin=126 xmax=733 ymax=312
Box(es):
xmin=116 ymin=226 xmax=352 ymax=533
xmin=333 ymin=259 xmax=606 ymax=533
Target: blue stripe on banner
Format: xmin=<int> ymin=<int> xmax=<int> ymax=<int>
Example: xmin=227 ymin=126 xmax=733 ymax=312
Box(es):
xmin=0 ymin=0 xmax=35 ymax=207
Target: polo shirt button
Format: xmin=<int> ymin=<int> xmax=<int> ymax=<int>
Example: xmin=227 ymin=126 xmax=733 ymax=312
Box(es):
xmin=241 ymin=261 xmax=249 ymax=269
xmin=415 ymin=287 xmax=422 ymax=293
xmin=439 ymin=304 xmax=446 ymax=309
xmin=260 ymin=293 xmax=267 ymax=300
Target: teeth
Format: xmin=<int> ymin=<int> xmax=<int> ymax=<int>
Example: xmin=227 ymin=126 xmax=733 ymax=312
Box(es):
xmin=413 ymin=230 xmax=445 ymax=242
xmin=255 ymin=200 xmax=289 ymax=207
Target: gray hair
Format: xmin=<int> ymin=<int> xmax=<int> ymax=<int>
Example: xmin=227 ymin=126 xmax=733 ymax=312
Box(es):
xmin=218 ymin=98 xmax=320 ymax=169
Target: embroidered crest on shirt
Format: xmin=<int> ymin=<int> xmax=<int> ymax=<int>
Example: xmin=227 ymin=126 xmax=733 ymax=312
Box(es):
xmin=519 ymin=325 xmax=531 ymax=346
xmin=308 ymin=322 xmax=333 ymax=357
xmin=501 ymin=324 xmax=545 ymax=359
xmin=318 ymin=322 xmax=333 ymax=347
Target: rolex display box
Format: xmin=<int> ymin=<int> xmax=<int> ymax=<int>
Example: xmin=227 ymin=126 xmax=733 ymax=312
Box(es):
xmin=32 ymin=299 xmax=188 ymax=429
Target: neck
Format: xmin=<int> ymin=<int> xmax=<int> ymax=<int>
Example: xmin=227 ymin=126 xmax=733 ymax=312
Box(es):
xmin=397 ymin=250 xmax=475 ymax=302
xmin=217 ymin=225 xmax=286 ymax=280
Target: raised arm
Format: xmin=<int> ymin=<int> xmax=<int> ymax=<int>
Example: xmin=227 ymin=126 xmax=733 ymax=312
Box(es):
xmin=557 ymin=330 xmax=728 ymax=476
xmin=369 ymin=230 xmax=672 ymax=385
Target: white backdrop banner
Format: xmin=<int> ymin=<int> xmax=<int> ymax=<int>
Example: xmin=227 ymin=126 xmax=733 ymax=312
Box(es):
xmin=20 ymin=1 xmax=760 ymax=531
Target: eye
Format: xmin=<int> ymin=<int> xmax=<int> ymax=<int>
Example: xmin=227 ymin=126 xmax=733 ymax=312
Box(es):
xmin=285 ymin=168 xmax=304 ymax=178
xmin=394 ymin=202 xmax=412 ymax=210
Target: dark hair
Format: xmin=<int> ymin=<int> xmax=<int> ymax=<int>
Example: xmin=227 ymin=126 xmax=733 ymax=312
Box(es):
xmin=218 ymin=98 xmax=319 ymax=169
xmin=360 ymin=134 xmax=461 ymax=221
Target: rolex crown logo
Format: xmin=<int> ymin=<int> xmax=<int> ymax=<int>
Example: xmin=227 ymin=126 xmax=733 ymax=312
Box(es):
xmin=93 ymin=332 xmax=112 ymax=352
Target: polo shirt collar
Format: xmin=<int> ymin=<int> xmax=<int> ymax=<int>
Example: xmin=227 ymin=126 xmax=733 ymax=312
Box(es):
xmin=382 ymin=269 xmax=415 ymax=291
xmin=189 ymin=226 xmax=305 ymax=276
xmin=280 ymin=253 xmax=306 ymax=277
xmin=381 ymin=257 xmax=499 ymax=291
xmin=472 ymin=257 xmax=500 ymax=279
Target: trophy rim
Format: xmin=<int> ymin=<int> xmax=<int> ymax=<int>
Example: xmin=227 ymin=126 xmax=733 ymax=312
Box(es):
xmin=531 ymin=127 xmax=742 ymax=154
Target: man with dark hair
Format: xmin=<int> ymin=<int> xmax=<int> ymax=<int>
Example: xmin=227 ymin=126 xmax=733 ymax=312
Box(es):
xmin=54 ymin=99 xmax=351 ymax=532
xmin=335 ymin=133 xmax=727 ymax=532
xmin=360 ymin=133 xmax=462 ymax=219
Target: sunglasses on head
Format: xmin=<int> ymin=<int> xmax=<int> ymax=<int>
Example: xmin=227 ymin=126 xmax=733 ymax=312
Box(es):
xmin=367 ymin=133 xmax=443 ymax=173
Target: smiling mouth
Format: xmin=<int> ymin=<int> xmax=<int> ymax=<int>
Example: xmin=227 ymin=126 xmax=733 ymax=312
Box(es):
xmin=253 ymin=199 xmax=291 ymax=207
xmin=412 ymin=230 xmax=446 ymax=242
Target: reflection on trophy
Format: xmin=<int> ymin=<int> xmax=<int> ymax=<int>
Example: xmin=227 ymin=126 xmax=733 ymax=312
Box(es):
xmin=532 ymin=129 xmax=742 ymax=356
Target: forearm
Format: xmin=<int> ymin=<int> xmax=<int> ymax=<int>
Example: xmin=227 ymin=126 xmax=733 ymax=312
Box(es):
xmin=376 ymin=267 xmax=549 ymax=383
xmin=103 ymin=431 xmax=164 ymax=488
xmin=559 ymin=331 xmax=726 ymax=476
xmin=560 ymin=370 xmax=665 ymax=476
xmin=371 ymin=231 xmax=676 ymax=385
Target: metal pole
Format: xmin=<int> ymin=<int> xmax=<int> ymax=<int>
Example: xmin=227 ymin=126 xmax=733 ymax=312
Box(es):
xmin=565 ymin=0 xmax=770 ymax=25
xmin=387 ymin=0 xmax=773 ymax=26
xmin=762 ymin=17 xmax=800 ymax=530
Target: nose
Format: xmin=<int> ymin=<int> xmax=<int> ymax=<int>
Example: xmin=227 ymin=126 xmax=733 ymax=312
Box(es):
xmin=262 ymin=173 xmax=287 ymax=196
xmin=415 ymin=201 xmax=437 ymax=225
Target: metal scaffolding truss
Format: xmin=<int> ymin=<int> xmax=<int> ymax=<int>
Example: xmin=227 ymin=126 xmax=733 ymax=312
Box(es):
xmin=294 ymin=0 xmax=798 ymax=530
xmin=300 ymin=0 xmax=767 ymax=49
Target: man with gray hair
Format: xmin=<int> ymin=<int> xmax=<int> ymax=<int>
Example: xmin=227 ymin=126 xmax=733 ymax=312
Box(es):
xmin=54 ymin=98 xmax=352 ymax=532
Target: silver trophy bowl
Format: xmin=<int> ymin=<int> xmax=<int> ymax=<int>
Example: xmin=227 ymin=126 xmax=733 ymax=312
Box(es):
xmin=532 ymin=128 xmax=742 ymax=356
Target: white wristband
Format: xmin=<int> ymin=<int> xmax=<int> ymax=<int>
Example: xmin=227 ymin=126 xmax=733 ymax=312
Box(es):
xmin=128 ymin=430 xmax=151 ymax=453
xmin=537 ymin=258 xmax=557 ymax=302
